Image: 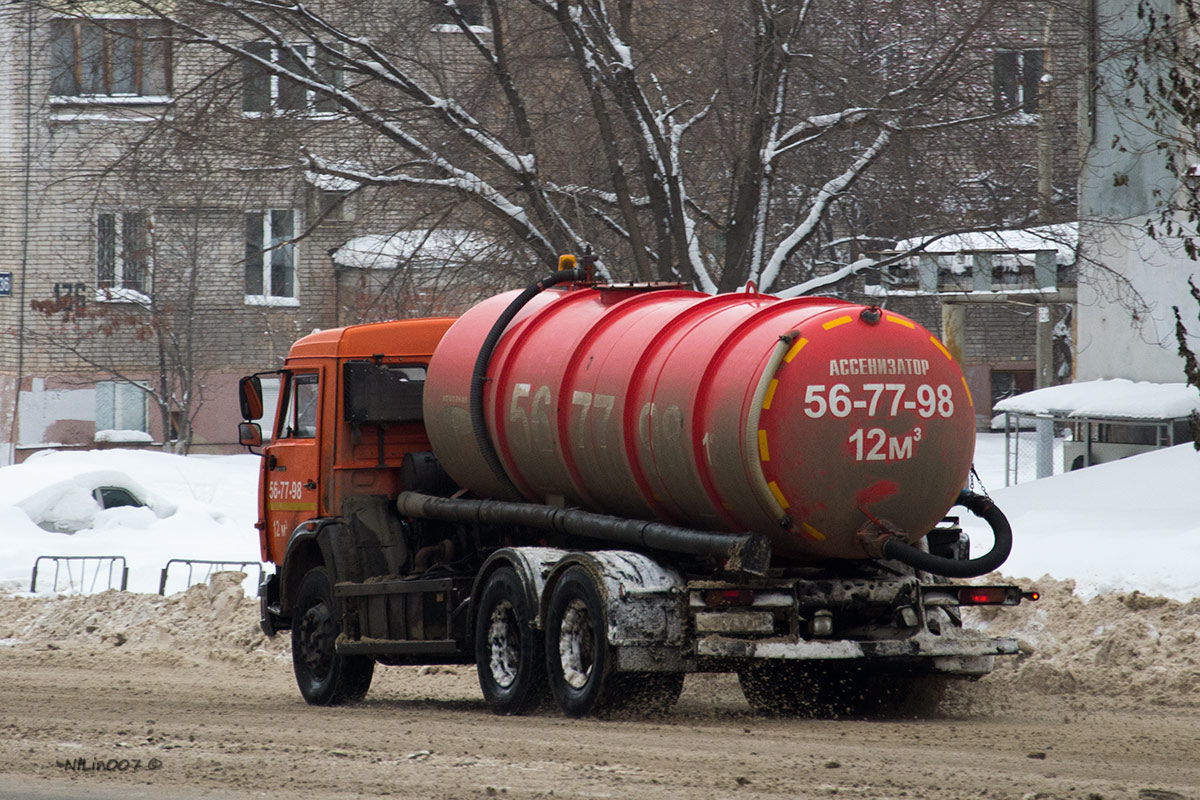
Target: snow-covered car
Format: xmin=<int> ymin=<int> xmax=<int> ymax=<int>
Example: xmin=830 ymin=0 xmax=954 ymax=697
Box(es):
xmin=0 ymin=457 xmax=176 ymax=534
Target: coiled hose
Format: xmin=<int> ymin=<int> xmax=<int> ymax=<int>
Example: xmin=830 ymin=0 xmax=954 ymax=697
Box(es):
xmin=879 ymin=491 xmax=1013 ymax=579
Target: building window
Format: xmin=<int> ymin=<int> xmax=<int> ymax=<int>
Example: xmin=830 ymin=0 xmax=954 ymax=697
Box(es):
xmin=245 ymin=210 xmax=299 ymax=305
xmin=50 ymin=18 xmax=171 ymax=98
xmin=97 ymin=211 xmax=151 ymax=297
xmin=990 ymin=369 xmax=1035 ymax=412
xmin=242 ymin=43 xmax=342 ymax=114
xmin=431 ymin=1 xmax=486 ymax=27
xmin=993 ymin=49 xmax=1044 ymax=114
xmin=96 ymin=381 xmax=149 ymax=433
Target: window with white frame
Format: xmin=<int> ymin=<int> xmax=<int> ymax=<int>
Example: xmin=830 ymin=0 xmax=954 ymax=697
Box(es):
xmin=242 ymin=42 xmax=342 ymax=115
xmin=430 ymin=1 xmax=486 ymax=28
xmin=993 ymin=49 xmax=1044 ymax=114
xmin=50 ymin=18 xmax=171 ymax=98
xmin=97 ymin=211 xmax=151 ymax=297
xmin=96 ymin=381 xmax=149 ymax=434
xmin=245 ymin=210 xmax=299 ymax=305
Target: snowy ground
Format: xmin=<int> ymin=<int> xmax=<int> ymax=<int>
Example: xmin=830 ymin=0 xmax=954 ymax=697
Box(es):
xmin=0 ymin=449 xmax=262 ymax=596
xmin=0 ymin=434 xmax=1197 ymax=599
xmin=967 ymin=433 xmax=1200 ymax=601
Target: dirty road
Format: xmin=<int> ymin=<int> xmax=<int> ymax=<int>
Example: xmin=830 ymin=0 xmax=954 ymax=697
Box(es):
xmin=0 ymin=578 xmax=1197 ymax=800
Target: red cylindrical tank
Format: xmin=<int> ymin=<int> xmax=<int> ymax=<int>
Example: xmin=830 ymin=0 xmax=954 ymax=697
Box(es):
xmin=423 ymin=283 xmax=975 ymax=561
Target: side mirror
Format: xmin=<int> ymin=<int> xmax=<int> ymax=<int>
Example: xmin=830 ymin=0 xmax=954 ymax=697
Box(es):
xmin=238 ymin=421 xmax=263 ymax=448
xmin=239 ymin=375 xmax=264 ymax=420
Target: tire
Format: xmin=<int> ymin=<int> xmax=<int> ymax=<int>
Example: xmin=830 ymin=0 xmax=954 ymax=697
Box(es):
xmin=475 ymin=567 xmax=546 ymax=715
xmin=291 ymin=566 xmax=374 ymax=705
xmin=545 ymin=566 xmax=616 ymax=717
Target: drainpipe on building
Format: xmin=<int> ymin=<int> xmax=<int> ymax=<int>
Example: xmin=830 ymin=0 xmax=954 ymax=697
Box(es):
xmin=10 ymin=0 xmax=34 ymax=465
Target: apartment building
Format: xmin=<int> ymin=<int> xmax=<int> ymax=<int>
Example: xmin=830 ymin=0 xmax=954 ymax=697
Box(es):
xmin=0 ymin=2 xmax=500 ymax=463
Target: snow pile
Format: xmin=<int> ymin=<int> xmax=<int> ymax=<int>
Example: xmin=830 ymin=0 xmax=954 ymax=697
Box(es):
xmin=966 ymin=576 xmax=1200 ymax=705
xmin=0 ymin=450 xmax=262 ymax=595
xmin=993 ymin=378 xmax=1200 ymax=421
xmin=0 ymin=572 xmax=286 ymax=660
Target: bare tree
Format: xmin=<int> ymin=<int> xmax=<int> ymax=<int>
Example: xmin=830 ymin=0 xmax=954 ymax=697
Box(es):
xmin=38 ymin=0 xmax=1078 ymax=296
xmin=1174 ymin=278 xmax=1200 ymax=448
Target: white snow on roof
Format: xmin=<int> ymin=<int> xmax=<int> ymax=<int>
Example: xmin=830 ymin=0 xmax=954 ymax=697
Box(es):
xmin=994 ymin=379 xmax=1200 ymax=420
xmin=331 ymin=229 xmax=499 ymax=270
xmin=304 ymin=170 xmax=360 ymax=192
xmin=894 ymin=222 xmax=1077 ymax=265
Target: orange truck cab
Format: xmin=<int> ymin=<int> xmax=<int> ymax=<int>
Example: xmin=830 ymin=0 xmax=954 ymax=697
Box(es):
xmin=248 ymin=318 xmax=454 ymax=567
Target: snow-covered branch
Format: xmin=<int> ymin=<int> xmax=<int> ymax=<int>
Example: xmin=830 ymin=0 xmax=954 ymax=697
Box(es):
xmin=758 ymin=128 xmax=893 ymax=291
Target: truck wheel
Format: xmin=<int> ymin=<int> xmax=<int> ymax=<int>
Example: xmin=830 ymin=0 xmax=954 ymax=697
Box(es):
xmin=545 ymin=566 xmax=615 ymax=717
xmin=292 ymin=566 xmax=374 ymax=705
xmin=475 ymin=567 xmax=545 ymax=715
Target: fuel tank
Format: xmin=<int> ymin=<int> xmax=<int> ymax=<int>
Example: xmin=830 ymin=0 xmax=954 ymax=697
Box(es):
xmin=423 ymin=283 xmax=975 ymax=561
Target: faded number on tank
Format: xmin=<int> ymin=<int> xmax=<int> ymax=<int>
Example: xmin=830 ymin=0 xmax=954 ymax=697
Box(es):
xmin=510 ymin=383 xmax=557 ymax=453
xmin=570 ymin=391 xmax=615 ymax=450
xmin=803 ymin=383 xmax=954 ymax=419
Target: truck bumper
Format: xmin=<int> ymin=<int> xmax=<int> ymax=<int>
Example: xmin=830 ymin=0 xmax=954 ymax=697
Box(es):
xmin=258 ymin=572 xmax=283 ymax=637
xmin=696 ymin=630 xmax=1018 ymax=676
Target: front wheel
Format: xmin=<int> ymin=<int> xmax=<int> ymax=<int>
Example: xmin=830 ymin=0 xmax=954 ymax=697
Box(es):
xmin=475 ymin=567 xmax=545 ymax=715
xmin=291 ymin=566 xmax=374 ymax=705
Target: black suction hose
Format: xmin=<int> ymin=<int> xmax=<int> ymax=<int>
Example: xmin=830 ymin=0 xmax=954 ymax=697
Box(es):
xmin=878 ymin=490 xmax=1012 ymax=579
xmin=470 ymin=267 xmax=586 ymax=499
xmin=397 ymin=491 xmax=772 ymax=575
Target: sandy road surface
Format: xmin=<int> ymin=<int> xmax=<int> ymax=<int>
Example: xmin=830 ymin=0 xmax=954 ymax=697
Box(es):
xmin=0 ymin=648 xmax=1197 ymax=800
xmin=1 ymin=576 xmax=1198 ymax=800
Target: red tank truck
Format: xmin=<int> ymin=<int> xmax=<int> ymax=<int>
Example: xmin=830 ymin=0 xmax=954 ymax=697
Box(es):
xmin=237 ymin=255 xmax=1035 ymax=717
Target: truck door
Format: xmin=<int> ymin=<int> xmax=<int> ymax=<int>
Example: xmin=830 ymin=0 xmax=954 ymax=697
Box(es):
xmin=264 ymin=370 xmax=322 ymax=562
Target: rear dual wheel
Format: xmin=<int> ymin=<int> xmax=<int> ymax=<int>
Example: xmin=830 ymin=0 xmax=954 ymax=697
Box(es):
xmin=476 ymin=564 xmax=683 ymax=717
xmin=545 ymin=566 xmax=683 ymax=717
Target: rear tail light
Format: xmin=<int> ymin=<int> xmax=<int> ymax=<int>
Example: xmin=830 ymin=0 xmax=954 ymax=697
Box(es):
xmin=956 ymin=586 xmax=1039 ymax=606
xmin=704 ymin=588 xmax=755 ymax=607
xmin=958 ymin=587 xmax=1010 ymax=605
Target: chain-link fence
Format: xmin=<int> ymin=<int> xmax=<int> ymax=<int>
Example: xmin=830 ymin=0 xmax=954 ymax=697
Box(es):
xmin=996 ymin=413 xmax=1066 ymax=486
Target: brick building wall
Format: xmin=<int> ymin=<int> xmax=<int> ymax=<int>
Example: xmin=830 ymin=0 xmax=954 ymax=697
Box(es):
xmin=0 ymin=4 xmax=493 ymax=462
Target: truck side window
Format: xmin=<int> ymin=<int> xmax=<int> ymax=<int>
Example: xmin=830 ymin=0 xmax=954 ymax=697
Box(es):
xmin=289 ymin=373 xmax=319 ymax=439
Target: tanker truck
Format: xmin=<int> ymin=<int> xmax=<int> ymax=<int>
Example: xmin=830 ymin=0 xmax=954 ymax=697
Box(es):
xmin=237 ymin=256 xmax=1035 ymax=717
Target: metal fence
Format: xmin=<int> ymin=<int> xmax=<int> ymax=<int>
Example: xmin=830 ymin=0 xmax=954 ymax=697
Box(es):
xmin=30 ymin=555 xmax=128 ymax=594
xmin=27 ymin=555 xmax=265 ymax=596
xmin=158 ymin=559 xmax=264 ymax=596
xmin=998 ymin=413 xmax=1065 ymax=486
